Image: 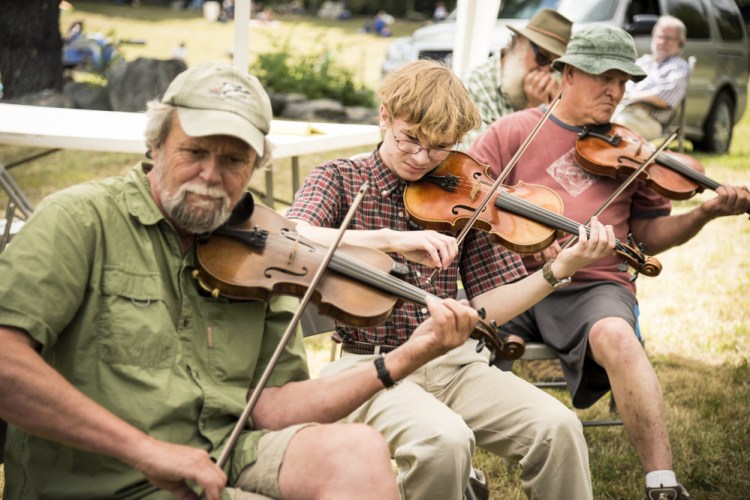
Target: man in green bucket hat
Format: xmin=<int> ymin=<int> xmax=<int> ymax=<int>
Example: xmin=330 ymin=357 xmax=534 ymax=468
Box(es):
xmin=470 ymin=24 xmax=749 ymax=500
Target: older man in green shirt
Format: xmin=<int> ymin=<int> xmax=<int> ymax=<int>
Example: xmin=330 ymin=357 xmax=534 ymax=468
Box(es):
xmin=0 ymin=61 xmax=480 ymax=499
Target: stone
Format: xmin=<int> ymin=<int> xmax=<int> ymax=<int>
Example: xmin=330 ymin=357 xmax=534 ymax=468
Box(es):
xmin=107 ymin=57 xmax=187 ymax=112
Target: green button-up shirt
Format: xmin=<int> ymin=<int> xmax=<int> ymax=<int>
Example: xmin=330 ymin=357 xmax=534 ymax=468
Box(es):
xmin=0 ymin=163 xmax=309 ymax=499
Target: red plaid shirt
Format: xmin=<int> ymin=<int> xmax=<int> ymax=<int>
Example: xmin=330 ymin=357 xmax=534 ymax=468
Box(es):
xmin=286 ymin=147 xmax=526 ymax=346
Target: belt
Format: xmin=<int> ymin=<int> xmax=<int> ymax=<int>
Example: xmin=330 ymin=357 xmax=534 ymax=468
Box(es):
xmin=341 ymin=340 xmax=396 ymax=355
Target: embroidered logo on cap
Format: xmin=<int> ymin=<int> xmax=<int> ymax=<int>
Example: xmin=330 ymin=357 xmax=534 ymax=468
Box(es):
xmin=209 ymin=82 xmax=251 ymax=100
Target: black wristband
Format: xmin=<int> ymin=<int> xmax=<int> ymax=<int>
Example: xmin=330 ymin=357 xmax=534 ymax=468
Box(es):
xmin=374 ymin=355 xmax=397 ymax=389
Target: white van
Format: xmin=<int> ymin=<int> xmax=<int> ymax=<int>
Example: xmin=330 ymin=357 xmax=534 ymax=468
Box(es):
xmin=382 ymin=0 xmax=749 ymax=153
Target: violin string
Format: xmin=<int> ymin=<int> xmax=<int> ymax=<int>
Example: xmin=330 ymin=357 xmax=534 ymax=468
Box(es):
xmin=426 ymin=178 xmax=634 ymax=254
xmin=326 ymin=245 xmax=501 ymax=343
xmin=329 ymin=251 xmax=430 ymax=305
xmin=433 ymin=178 xmax=578 ymax=231
xmin=656 ymin=152 xmax=719 ymax=190
xmin=424 ymin=95 xmax=563 ymax=286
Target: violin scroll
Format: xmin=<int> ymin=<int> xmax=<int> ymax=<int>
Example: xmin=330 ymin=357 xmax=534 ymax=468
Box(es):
xmin=472 ymin=320 xmax=526 ymax=363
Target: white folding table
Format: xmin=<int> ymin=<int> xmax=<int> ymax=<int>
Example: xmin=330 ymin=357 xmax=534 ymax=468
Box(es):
xmin=0 ymin=103 xmax=381 ymax=209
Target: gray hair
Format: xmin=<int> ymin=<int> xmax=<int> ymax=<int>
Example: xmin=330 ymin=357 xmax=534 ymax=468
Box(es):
xmin=654 ymin=15 xmax=687 ymax=47
xmin=144 ymin=99 xmax=274 ymax=171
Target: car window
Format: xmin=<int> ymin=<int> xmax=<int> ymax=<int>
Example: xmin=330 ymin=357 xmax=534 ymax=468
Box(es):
xmin=556 ymin=0 xmax=619 ymax=22
xmin=667 ymin=0 xmax=711 ymax=38
xmin=625 ymin=0 xmax=662 ymax=20
xmin=446 ymin=0 xmax=619 ymax=23
xmin=710 ymin=0 xmax=745 ymax=40
xmin=495 ymin=0 xmax=619 ymax=22
xmin=496 ymin=0 xmax=562 ymax=19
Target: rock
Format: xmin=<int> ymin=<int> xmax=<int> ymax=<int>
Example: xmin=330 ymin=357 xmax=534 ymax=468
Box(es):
xmin=64 ymin=81 xmax=111 ymax=110
xmin=5 ymin=89 xmax=73 ymax=108
xmin=345 ymin=106 xmax=378 ymax=124
xmin=280 ymin=98 xmax=346 ymax=121
xmin=107 ymin=57 xmax=187 ymax=112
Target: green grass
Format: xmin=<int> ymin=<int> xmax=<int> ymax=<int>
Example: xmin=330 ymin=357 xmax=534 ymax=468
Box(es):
xmin=2 ymin=2 xmax=750 ymax=498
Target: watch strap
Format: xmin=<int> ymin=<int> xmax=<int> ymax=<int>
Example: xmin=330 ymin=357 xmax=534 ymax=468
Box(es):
xmin=542 ymin=259 xmax=572 ymax=288
xmin=374 ymin=355 xmax=397 ymax=388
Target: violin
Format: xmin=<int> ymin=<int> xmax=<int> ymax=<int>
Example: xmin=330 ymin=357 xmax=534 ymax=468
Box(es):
xmin=403 ymin=151 xmax=662 ymax=278
xmin=577 ymin=123 xmax=750 ymax=215
xmin=193 ymin=203 xmax=526 ymax=362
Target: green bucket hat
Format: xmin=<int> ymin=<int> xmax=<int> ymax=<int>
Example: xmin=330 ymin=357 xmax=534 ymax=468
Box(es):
xmin=552 ymin=25 xmax=647 ymax=82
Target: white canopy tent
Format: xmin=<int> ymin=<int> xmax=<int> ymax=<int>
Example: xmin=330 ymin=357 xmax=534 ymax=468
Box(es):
xmin=230 ymin=0 xmax=501 ymax=79
xmin=233 ymin=0 xmax=252 ymax=71
xmin=452 ymin=0 xmax=503 ymax=78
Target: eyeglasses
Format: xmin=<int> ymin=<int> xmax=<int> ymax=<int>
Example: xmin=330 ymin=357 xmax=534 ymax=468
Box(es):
xmin=530 ymin=42 xmax=553 ymax=68
xmin=391 ymin=129 xmax=454 ymax=161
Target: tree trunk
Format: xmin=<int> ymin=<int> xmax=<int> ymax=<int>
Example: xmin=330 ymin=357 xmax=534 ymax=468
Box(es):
xmin=0 ymin=0 xmax=63 ymax=99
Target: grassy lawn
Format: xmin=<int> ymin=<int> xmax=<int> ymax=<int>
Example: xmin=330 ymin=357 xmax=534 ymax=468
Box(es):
xmin=2 ymin=2 xmax=749 ymax=498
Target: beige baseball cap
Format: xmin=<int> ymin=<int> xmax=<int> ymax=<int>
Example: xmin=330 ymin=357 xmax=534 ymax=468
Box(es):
xmin=161 ymin=61 xmax=272 ymax=155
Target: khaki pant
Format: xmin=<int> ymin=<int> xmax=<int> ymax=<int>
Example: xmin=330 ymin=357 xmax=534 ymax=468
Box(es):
xmin=229 ymin=424 xmax=312 ymax=499
xmin=612 ymin=103 xmax=665 ymax=140
xmin=322 ymin=339 xmax=592 ymax=500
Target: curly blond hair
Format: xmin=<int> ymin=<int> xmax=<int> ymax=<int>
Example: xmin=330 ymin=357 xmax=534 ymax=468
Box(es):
xmin=378 ymin=60 xmax=481 ymax=145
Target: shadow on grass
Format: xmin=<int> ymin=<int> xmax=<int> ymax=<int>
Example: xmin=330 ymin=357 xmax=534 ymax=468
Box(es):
xmin=457 ymin=354 xmax=747 ymax=499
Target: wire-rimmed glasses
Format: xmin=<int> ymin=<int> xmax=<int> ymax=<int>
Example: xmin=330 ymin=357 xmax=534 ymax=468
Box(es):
xmin=530 ymin=42 xmax=553 ymax=68
xmin=391 ymin=129 xmax=454 ymax=161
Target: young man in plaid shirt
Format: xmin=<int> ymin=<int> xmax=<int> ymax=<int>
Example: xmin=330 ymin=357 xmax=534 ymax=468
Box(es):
xmin=286 ymin=59 xmax=615 ymax=500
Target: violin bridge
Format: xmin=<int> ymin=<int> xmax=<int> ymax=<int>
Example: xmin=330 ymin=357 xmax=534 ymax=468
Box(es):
xmin=288 ymin=233 xmax=299 ymax=263
xmin=470 ymin=179 xmax=481 ymax=201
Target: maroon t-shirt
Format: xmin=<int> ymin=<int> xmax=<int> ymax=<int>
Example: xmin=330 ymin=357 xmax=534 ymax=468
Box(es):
xmin=468 ymin=107 xmax=671 ymax=293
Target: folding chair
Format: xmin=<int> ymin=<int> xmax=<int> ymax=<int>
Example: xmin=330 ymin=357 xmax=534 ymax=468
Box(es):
xmin=0 ymin=161 xmax=34 ymax=252
xmin=664 ymin=55 xmax=697 ymax=153
xmin=517 ymin=343 xmax=624 ymax=428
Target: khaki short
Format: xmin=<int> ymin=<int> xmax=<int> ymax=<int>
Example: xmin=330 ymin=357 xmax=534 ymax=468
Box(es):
xmin=231 ymin=423 xmax=315 ymax=499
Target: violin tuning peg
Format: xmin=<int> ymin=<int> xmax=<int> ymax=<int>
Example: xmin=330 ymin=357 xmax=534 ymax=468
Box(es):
xmin=211 ymin=288 xmax=220 ymax=298
xmin=488 ymin=352 xmax=496 ymax=365
xmin=477 ymin=307 xmax=486 ymax=319
xmin=617 ymin=261 xmax=629 ymax=273
xmin=475 ymin=338 xmax=486 ymax=353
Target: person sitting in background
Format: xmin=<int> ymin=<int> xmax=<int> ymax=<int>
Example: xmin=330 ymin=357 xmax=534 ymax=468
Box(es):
xmin=433 ymin=2 xmax=448 ymax=23
xmin=171 ymin=41 xmax=188 ymax=62
xmin=362 ymin=10 xmax=393 ymax=37
xmin=612 ymin=15 xmax=690 ymax=140
xmin=463 ymin=9 xmax=572 ymax=146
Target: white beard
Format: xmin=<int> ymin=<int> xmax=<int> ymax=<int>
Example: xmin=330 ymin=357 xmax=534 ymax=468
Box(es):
xmin=155 ymin=166 xmax=231 ymax=234
xmin=500 ymin=43 xmax=529 ymax=111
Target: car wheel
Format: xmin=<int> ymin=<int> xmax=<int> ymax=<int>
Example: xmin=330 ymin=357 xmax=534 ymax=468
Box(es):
xmin=696 ymin=91 xmax=735 ymax=154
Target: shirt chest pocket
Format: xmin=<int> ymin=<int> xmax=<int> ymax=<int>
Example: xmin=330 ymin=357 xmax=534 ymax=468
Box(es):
xmin=205 ymin=300 xmax=265 ymax=385
xmin=97 ymin=268 xmax=178 ymax=368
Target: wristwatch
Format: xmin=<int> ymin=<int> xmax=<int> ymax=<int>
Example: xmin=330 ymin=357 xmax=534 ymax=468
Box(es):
xmin=542 ymin=259 xmax=572 ymax=289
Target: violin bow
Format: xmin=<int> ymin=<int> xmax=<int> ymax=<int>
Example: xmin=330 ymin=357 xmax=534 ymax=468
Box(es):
xmin=212 ymin=183 xmax=370 ymax=474
xmin=425 ymin=91 xmax=562 ymax=284
xmin=559 ymin=130 xmax=679 ymax=252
